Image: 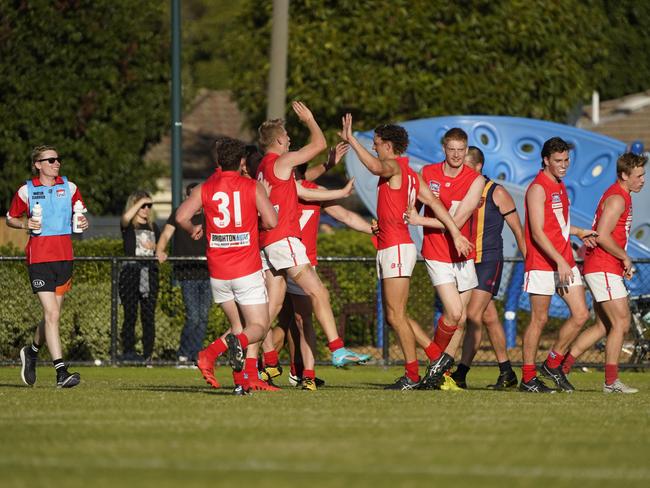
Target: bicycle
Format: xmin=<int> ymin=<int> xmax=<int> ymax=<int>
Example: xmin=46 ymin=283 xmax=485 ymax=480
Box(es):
xmin=626 ymin=293 xmax=650 ymax=367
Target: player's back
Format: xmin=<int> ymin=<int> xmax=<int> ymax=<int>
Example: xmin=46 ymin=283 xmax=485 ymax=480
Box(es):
xmin=421 ymin=162 xmax=480 ymax=262
xmin=524 ymin=170 xmax=573 ymax=271
xmin=297 ymin=179 xmax=321 ymax=266
xmin=376 ymin=156 xmax=418 ymax=250
xmin=202 ymin=170 xmax=261 ymax=280
xmin=256 ymin=152 xmax=300 ymax=247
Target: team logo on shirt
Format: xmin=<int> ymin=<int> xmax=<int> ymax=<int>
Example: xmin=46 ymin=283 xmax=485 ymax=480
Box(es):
xmin=429 ymin=181 xmax=440 ymax=196
xmin=32 ymin=279 xmax=45 ymax=288
xmin=56 ymin=188 xmax=66 ymax=198
xmin=551 ymin=192 xmax=563 ymax=209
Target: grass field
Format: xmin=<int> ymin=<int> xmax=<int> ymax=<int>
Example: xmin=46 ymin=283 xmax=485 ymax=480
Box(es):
xmin=1 ymin=365 xmax=649 ymax=488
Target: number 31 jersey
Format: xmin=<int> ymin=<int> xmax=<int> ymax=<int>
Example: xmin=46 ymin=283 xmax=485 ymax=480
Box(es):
xmin=202 ymin=169 xmax=262 ymax=280
xmin=524 ymin=170 xmax=574 ymax=272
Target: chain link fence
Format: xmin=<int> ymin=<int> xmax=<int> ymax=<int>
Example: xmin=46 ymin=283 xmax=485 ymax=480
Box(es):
xmin=1 ymin=256 xmax=649 ymax=368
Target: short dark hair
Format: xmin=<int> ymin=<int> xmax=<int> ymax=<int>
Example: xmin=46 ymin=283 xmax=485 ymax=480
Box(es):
xmin=443 ymin=128 xmax=468 ymax=145
xmin=541 ymin=137 xmax=573 ymax=167
xmin=466 ymin=146 xmax=484 ymax=166
xmin=374 ymin=124 xmax=409 ymax=154
xmin=212 ymin=137 xmax=246 ymax=171
xmin=245 ymin=144 xmax=263 ymax=177
xmin=185 ymin=182 xmax=199 ymax=196
xmin=295 ymin=163 xmax=308 ymax=179
xmin=617 ymin=152 xmax=647 ymax=178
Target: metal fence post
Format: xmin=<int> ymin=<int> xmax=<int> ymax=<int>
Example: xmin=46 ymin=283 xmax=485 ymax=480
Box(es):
xmin=110 ymin=258 xmax=119 ymax=364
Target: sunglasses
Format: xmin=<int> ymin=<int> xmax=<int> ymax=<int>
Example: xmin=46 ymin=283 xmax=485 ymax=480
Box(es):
xmin=141 ymin=203 xmax=153 ymax=209
xmin=36 ymin=157 xmax=61 ymax=164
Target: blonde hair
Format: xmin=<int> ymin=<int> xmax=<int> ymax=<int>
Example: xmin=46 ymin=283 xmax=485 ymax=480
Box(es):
xmin=258 ymin=119 xmax=285 ymax=150
xmin=124 ymin=190 xmax=155 ymax=229
xmin=31 ymin=144 xmax=57 ymax=173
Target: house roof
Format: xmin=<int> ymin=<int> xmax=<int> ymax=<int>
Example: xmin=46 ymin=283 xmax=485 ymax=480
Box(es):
xmin=577 ymin=89 xmax=650 ymax=146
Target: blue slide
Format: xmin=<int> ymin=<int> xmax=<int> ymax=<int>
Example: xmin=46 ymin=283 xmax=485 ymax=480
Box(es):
xmin=345 ymin=116 xmax=650 ymax=320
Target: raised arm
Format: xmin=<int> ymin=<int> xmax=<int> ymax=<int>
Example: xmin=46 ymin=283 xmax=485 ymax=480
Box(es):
xmin=256 ymin=181 xmax=278 ymax=230
xmin=339 ymin=113 xmax=398 ymax=178
xmin=493 ymin=185 xmax=526 ymax=258
xmin=120 ymin=196 xmax=152 ymax=229
xmin=305 ymin=143 xmax=349 ymax=181
xmin=155 ymin=224 xmax=176 ymax=263
xmin=176 ymin=185 xmax=204 ymax=240
xmin=526 ymin=184 xmax=572 ymax=283
xmin=593 ymin=194 xmax=632 ymax=278
xmin=323 ymin=203 xmax=372 ymax=234
xmin=274 ymin=102 xmax=327 ymax=178
xmin=296 ymin=178 xmax=355 ymax=202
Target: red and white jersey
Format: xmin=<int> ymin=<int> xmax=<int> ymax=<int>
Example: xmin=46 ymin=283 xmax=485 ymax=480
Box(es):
xmin=202 ymin=170 xmax=262 ymax=280
xmin=7 ymin=176 xmax=84 ymax=264
xmin=420 ymin=163 xmax=481 ymax=263
xmin=376 ymin=156 xmax=419 ymax=250
xmin=297 ymin=179 xmax=322 ymax=266
xmin=524 ymin=170 xmax=575 ymax=272
xmin=583 ymin=182 xmax=632 ymax=276
xmin=256 ymin=152 xmax=300 ymax=248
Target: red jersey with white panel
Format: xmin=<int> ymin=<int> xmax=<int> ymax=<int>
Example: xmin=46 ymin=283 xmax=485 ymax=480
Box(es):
xmin=420 ymin=163 xmax=481 ymax=263
xmin=256 ymin=153 xmax=301 ymax=248
xmin=376 ymin=156 xmax=419 ymax=250
xmin=524 ymin=170 xmax=575 ymax=272
xmin=202 ymin=170 xmax=261 ymax=280
xmin=7 ymin=176 xmax=84 ymax=264
xmin=297 ymin=179 xmax=322 ymax=266
xmin=583 ymin=182 xmax=632 ymax=276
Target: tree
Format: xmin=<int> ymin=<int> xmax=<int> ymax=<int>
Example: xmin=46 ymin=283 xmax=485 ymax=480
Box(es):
xmin=224 ymin=0 xmax=609 ymax=147
xmin=0 ymin=0 xmax=169 ymax=215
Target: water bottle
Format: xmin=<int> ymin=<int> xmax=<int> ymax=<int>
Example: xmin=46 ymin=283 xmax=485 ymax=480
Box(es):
xmin=72 ymin=200 xmax=86 ymax=234
xmin=31 ymin=202 xmax=43 ymax=235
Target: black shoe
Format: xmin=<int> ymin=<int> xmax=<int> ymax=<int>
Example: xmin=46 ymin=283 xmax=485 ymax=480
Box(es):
xmin=450 ymin=369 xmax=468 ymax=389
xmin=314 ymin=377 xmax=325 ymax=387
xmin=56 ymin=369 xmax=81 ymax=389
xmin=384 ymin=375 xmax=420 ymax=390
xmin=225 ymin=333 xmax=244 ymax=372
xmin=233 ymin=384 xmax=251 ymax=396
xmin=487 ymin=369 xmax=518 ymax=390
xmin=419 ymin=353 xmax=454 ymax=390
xmin=540 ymin=361 xmax=575 ymax=392
xmin=20 ymin=346 xmax=37 ymax=386
xmin=518 ymin=376 xmax=556 ymax=393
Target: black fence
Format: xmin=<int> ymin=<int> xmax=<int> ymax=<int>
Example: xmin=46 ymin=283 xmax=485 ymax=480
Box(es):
xmin=1 ymin=256 xmax=649 ymax=368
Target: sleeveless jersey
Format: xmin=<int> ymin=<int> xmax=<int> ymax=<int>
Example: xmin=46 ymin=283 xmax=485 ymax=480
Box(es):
xmin=472 ymin=177 xmax=505 ymax=263
xmin=297 ymin=179 xmax=322 ymax=266
xmin=256 ymin=152 xmax=301 ymax=247
xmin=583 ymin=182 xmax=632 ymax=276
xmin=421 ymin=163 xmax=481 ymax=263
xmin=202 ymin=170 xmax=261 ymax=280
xmin=524 ymin=170 xmax=574 ymax=272
xmin=376 ymin=156 xmax=419 ymax=250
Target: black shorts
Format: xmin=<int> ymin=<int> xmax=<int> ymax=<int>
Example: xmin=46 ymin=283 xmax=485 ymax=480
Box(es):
xmin=28 ymin=261 xmax=73 ymax=295
xmin=474 ymin=260 xmax=503 ymax=296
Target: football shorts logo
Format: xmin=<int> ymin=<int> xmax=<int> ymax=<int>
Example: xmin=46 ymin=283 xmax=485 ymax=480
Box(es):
xmin=32 ymin=279 xmax=45 ymax=288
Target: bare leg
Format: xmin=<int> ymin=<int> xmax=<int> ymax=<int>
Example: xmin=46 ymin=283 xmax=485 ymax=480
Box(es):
xmin=552 ymin=285 xmax=590 ymax=354
xmin=444 ymin=289 xmax=472 ymax=356
xmin=523 ymin=294 xmax=551 ymax=365
xmin=291 ymin=294 xmax=316 ymax=371
xmin=36 ymin=292 xmax=65 ymax=360
xmin=569 ymin=312 xmax=607 ymax=359
xmin=482 ymin=300 xmax=509 ymax=364
xmin=599 ymin=297 xmax=630 ymax=366
xmin=459 ymin=289 xmax=493 ymax=366
xmin=382 ymin=277 xmax=417 ymax=363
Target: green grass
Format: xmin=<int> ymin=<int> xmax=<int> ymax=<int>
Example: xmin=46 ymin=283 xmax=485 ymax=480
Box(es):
xmin=1 ymin=366 xmax=649 ymax=488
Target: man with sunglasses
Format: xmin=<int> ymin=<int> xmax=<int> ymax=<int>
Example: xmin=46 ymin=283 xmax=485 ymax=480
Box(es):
xmin=6 ymin=145 xmax=88 ymax=388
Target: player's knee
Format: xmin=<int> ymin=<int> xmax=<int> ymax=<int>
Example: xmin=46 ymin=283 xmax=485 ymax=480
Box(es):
xmin=530 ymin=311 xmax=548 ymax=328
xmin=44 ymin=308 xmax=60 ymax=325
xmin=385 ymin=308 xmax=406 ymax=327
xmin=573 ymin=308 xmax=590 ymax=326
xmin=444 ymin=310 xmax=462 ymax=326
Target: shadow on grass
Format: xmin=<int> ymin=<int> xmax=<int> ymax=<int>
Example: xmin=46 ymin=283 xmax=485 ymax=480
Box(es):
xmin=116 ymin=385 xmax=236 ymax=396
xmin=0 ymin=383 xmax=30 ymax=389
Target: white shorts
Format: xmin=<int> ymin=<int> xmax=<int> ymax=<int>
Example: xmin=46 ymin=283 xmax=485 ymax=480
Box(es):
xmin=286 ymin=266 xmax=314 ymax=296
xmin=376 ymin=243 xmax=417 ymax=279
xmin=262 ymin=237 xmax=310 ymax=272
xmin=523 ymin=266 xmax=583 ymax=295
xmin=210 ymin=270 xmax=268 ymax=305
xmin=584 ymin=272 xmax=628 ymax=302
xmin=425 ymin=259 xmax=478 ymax=292
xmin=260 ymin=250 xmax=270 ymax=272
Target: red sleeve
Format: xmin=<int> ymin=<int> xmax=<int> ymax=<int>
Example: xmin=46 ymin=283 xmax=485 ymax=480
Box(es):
xmin=71 ymin=187 xmax=85 ymax=208
xmin=7 ymin=190 xmax=28 ymax=218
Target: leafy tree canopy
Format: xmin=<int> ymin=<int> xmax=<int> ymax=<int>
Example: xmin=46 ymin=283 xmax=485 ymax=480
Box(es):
xmin=0 ymin=0 xmax=169 ymax=215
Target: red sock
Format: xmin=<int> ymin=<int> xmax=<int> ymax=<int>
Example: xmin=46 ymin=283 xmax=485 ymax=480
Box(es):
xmin=605 ymin=363 xmax=618 ymax=386
xmin=405 ymin=361 xmax=419 ymax=382
xmin=546 ymin=350 xmax=564 ymax=369
xmin=244 ymin=358 xmax=258 ymax=379
xmin=205 ymin=338 xmax=228 ymax=362
xmin=290 ymin=363 xmax=297 ymax=376
xmin=263 ymin=350 xmax=279 ymax=366
xmin=433 ymin=317 xmax=457 ymax=353
xmin=232 ymin=370 xmax=246 ymax=386
xmin=522 ymin=364 xmax=537 ymax=383
xmin=303 ymin=369 xmax=315 ymax=379
xmin=424 ymin=341 xmax=442 ymax=361
xmin=237 ymin=334 xmax=249 ymax=350
xmin=562 ymin=353 xmax=576 ymax=375
xmin=328 ymin=337 xmax=344 ymax=352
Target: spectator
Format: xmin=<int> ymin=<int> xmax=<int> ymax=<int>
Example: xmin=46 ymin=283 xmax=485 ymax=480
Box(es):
xmin=156 ymin=183 xmax=211 ymax=366
xmin=119 ymin=190 xmax=160 ymax=363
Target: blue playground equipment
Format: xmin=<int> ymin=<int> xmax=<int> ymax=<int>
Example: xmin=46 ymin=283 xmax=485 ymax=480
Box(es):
xmin=346 ymin=116 xmax=650 ymax=347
